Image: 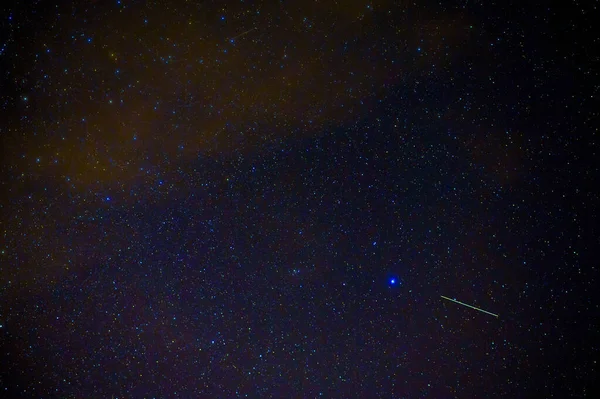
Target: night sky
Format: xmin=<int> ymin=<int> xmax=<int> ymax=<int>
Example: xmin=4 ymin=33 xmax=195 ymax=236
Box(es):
xmin=0 ymin=0 xmax=598 ymax=398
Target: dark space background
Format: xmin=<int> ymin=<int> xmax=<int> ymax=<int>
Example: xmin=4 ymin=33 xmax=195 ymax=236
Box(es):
xmin=0 ymin=0 xmax=597 ymax=397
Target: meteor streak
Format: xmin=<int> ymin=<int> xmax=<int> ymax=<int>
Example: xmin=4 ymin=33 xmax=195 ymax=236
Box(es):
xmin=441 ymin=295 xmax=499 ymax=318
xmin=230 ymin=28 xmax=256 ymax=41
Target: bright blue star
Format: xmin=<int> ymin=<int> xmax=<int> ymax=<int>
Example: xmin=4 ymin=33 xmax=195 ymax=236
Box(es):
xmin=388 ymin=276 xmax=401 ymax=286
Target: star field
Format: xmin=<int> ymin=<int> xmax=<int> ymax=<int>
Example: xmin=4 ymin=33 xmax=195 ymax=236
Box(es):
xmin=0 ymin=0 xmax=598 ymax=397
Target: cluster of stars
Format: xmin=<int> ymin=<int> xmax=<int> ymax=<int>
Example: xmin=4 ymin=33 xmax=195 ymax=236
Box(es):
xmin=0 ymin=0 xmax=596 ymax=397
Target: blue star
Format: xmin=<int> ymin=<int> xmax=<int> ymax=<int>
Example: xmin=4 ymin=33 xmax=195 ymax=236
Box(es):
xmin=389 ymin=276 xmax=401 ymax=286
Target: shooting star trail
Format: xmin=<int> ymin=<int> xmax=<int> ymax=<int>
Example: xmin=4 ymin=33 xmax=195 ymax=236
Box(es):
xmin=230 ymin=28 xmax=256 ymax=41
xmin=441 ymin=296 xmax=499 ymax=318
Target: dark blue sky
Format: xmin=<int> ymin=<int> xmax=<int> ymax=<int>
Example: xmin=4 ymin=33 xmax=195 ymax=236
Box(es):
xmin=0 ymin=0 xmax=597 ymax=397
